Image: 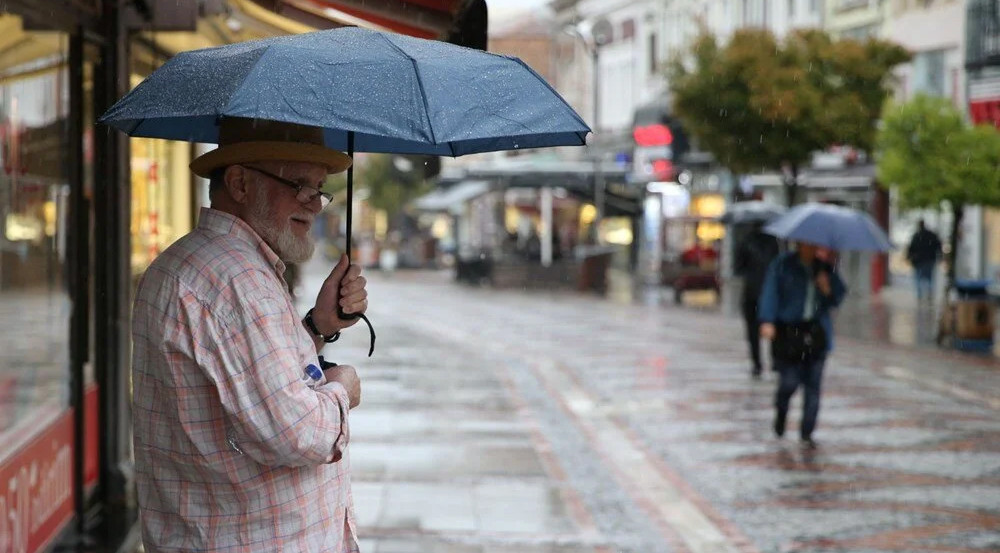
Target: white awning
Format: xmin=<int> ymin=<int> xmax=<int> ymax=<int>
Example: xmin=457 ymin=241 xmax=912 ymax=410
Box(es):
xmin=413 ymin=180 xmax=490 ymax=213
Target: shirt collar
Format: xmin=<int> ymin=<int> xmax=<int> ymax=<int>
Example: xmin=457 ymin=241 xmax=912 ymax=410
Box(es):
xmin=197 ymin=207 xmax=287 ymax=277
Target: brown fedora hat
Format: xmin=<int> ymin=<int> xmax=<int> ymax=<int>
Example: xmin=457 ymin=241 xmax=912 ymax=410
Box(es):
xmin=189 ymin=117 xmax=352 ymax=178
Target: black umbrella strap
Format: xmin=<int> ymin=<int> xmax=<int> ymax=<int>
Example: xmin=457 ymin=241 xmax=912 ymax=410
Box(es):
xmin=359 ymin=313 xmax=376 ymax=357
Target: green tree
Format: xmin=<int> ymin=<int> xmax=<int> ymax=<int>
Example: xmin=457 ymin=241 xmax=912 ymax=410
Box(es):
xmin=877 ymin=94 xmax=1000 ymax=289
xmin=351 ymin=154 xmax=432 ymax=230
xmin=667 ymin=28 xmax=909 ymax=205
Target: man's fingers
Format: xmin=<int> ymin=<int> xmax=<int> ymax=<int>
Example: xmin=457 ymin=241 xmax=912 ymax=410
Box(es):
xmin=340 ymin=263 xmax=362 ymax=285
xmin=340 ymin=276 xmax=367 ymax=295
xmin=325 ymin=254 xmax=350 ymax=284
xmin=340 ymin=298 xmax=368 ymax=315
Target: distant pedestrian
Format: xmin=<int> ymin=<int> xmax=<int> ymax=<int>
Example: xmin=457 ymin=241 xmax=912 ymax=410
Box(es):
xmin=759 ymin=241 xmax=846 ymax=449
xmin=906 ymin=219 xmax=942 ymax=302
xmin=734 ymin=223 xmax=780 ymax=378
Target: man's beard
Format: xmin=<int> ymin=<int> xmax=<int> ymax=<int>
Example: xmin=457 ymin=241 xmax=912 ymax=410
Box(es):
xmin=246 ymin=188 xmax=315 ymax=264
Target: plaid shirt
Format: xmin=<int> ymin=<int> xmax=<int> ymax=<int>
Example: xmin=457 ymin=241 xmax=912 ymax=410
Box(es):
xmin=132 ymin=208 xmax=359 ymax=553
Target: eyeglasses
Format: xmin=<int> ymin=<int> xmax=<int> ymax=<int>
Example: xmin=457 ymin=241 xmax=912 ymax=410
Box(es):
xmin=241 ymin=165 xmax=333 ymax=209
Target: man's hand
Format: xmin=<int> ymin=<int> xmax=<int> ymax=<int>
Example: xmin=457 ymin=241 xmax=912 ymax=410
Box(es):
xmin=312 ymin=254 xmax=368 ymax=335
xmin=760 ymin=323 xmax=776 ymax=340
xmin=324 ymin=365 xmax=361 ymax=409
xmin=815 ymin=271 xmax=832 ymax=297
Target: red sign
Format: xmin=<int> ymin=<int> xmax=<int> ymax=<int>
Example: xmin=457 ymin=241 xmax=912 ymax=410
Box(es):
xmin=0 ymin=411 xmax=75 ymax=553
xmin=970 ymin=98 xmax=1000 ymax=127
xmin=633 ymin=124 xmax=673 ymax=147
xmin=84 ymin=385 xmax=99 ymax=490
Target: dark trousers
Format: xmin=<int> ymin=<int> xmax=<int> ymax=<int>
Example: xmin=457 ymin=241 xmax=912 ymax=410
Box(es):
xmin=914 ymin=262 xmax=935 ymax=300
xmin=774 ymin=355 xmax=826 ymax=440
xmin=741 ymin=297 xmax=762 ymax=374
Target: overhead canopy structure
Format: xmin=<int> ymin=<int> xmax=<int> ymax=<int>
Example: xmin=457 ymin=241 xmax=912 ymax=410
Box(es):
xmin=438 ymin=159 xmax=642 ymax=217
xmin=249 ymin=0 xmax=487 ymax=48
xmin=414 ymin=179 xmax=490 ymax=213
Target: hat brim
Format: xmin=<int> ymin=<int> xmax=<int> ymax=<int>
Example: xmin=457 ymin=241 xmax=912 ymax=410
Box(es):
xmin=190 ymin=141 xmax=352 ymax=178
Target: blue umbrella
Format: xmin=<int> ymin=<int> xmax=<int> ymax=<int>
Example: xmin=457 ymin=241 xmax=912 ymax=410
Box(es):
xmin=98 ymin=27 xmax=590 ymax=155
xmin=764 ymin=203 xmax=892 ymax=252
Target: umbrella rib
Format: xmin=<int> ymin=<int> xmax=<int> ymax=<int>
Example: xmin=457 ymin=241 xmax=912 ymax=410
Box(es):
xmin=219 ymin=44 xmax=274 ymax=122
xmin=375 ymin=33 xmax=440 ymax=148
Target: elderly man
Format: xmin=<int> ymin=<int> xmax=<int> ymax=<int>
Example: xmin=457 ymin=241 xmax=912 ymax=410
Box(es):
xmin=131 ymin=118 xmax=367 ymax=552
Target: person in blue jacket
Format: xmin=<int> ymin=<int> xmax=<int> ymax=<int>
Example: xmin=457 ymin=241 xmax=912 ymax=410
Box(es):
xmin=758 ymin=241 xmax=847 ymax=448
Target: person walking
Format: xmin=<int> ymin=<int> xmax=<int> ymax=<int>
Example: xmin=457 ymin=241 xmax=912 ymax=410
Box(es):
xmin=734 ymin=223 xmax=780 ymax=378
xmin=131 ymin=118 xmax=369 ymax=553
xmin=758 ymin=241 xmax=846 ymax=449
xmin=906 ymin=219 xmax=942 ymax=302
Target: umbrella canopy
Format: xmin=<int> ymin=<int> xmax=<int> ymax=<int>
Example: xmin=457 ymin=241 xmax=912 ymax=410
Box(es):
xmin=98 ymin=27 xmax=590 ymax=156
xmin=720 ymin=201 xmax=786 ymax=224
xmin=764 ymin=203 xmax=892 ymax=252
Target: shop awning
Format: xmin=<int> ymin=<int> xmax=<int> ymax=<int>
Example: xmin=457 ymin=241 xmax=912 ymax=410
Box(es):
xmin=413 ymin=179 xmax=490 ymax=213
xmin=749 ymin=164 xmax=875 ymax=190
xmin=249 ymin=0 xmax=487 ymax=47
xmin=440 ymin=159 xmax=642 ymax=217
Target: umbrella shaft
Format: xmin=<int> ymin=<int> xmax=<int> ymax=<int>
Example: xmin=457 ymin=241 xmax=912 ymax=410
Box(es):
xmin=346 ymin=131 xmax=354 ymax=264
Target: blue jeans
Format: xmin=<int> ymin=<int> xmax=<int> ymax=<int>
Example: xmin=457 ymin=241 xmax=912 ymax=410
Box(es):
xmin=914 ymin=263 xmax=935 ymax=300
xmin=774 ymin=355 xmax=826 ymax=440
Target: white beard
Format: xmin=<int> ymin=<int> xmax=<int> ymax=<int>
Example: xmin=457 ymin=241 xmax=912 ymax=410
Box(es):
xmin=246 ymin=188 xmax=315 ymax=264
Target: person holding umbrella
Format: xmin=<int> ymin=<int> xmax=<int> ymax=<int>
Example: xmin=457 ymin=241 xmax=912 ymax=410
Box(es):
xmin=758 ymin=202 xmax=890 ymax=448
xmin=131 ymin=118 xmax=368 ymax=552
xmin=102 ymin=26 xmax=591 ymax=552
xmin=758 ymin=241 xmax=846 ymax=448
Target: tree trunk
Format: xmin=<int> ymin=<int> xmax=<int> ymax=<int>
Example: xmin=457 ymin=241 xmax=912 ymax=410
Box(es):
xmin=947 ymin=203 xmax=964 ymax=293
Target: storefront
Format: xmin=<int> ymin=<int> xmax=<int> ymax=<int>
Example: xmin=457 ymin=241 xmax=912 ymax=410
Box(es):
xmin=0 ymin=2 xmax=491 ymax=551
xmin=0 ymin=9 xmax=105 ymax=553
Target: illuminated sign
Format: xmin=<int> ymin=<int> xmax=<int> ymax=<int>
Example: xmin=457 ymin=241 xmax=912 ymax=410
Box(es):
xmin=633 ymin=124 xmax=673 ymax=147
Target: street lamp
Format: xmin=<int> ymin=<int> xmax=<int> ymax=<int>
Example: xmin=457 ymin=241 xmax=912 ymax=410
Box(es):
xmin=565 ymin=17 xmax=613 ymax=242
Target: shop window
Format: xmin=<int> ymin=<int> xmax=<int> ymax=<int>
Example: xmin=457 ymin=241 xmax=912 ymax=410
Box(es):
xmin=0 ymin=17 xmax=71 ymax=452
xmin=130 ymin=136 xmax=192 ymax=275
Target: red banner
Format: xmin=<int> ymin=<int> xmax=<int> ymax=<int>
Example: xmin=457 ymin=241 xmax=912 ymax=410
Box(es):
xmin=970 ymin=98 xmax=1000 ymax=127
xmin=0 ymin=411 xmax=74 ymax=553
xmin=84 ymin=385 xmax=99 ymax=490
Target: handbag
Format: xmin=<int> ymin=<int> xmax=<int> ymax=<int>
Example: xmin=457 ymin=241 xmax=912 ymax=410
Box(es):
xmin=773 ymin=320 xmax=827 ymax=363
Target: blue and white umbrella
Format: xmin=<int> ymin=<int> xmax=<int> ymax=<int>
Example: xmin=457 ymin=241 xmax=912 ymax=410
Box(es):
xmin=764 ymin=203 xmax=892 ymax=252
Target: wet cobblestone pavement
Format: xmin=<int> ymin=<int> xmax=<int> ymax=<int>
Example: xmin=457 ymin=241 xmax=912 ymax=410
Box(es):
xmin=299 ymin=261 xmax=1000 ymax=553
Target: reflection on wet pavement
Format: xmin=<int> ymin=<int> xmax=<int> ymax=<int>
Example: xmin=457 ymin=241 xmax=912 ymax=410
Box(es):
xmin=299 ymin=259 xmax=1000 ymax=553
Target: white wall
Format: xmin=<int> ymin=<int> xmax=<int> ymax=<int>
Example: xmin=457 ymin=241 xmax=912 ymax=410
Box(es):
xmin=886 ymin=0 xmax=966 ymax=107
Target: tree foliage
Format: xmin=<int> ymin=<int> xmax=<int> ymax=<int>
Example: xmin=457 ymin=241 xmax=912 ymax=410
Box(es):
xmin=352 ymin=154 xmax=432 ymax=227
xmin=667 ymin=28 xmax=909 ymax=204
xmin=877 ymin=94 xmax=1000 ymax=209
xmin=877 ymin=94 xmax=1000 ymax=287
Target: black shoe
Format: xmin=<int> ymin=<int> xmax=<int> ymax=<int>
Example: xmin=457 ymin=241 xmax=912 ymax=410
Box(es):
xmin=773 ymin=412 xmax=786 ymax=438
xmin=800 ymin=437 xmax=817 ymax=450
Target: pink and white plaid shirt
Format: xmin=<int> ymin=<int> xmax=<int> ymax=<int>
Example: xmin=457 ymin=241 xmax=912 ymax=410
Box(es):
xmin=131 ymin=207 xmax=359 ymax=553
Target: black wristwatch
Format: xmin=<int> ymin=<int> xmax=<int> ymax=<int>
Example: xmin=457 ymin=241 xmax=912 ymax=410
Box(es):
xmin=304 ymin=308 xmax=341 ymax=343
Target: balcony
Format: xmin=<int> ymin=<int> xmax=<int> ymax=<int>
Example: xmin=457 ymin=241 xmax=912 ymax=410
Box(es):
xmin=967 ymin=0 xmax=1000 ymax=70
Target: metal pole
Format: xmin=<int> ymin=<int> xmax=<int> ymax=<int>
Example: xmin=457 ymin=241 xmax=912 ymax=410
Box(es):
xmin=68 ymin=25 xmax=88 ymax=533
xmin=541 ymin=187 xmax=553 ymax=267
xmin=592 ymin=47 xmax=605 ymax=243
